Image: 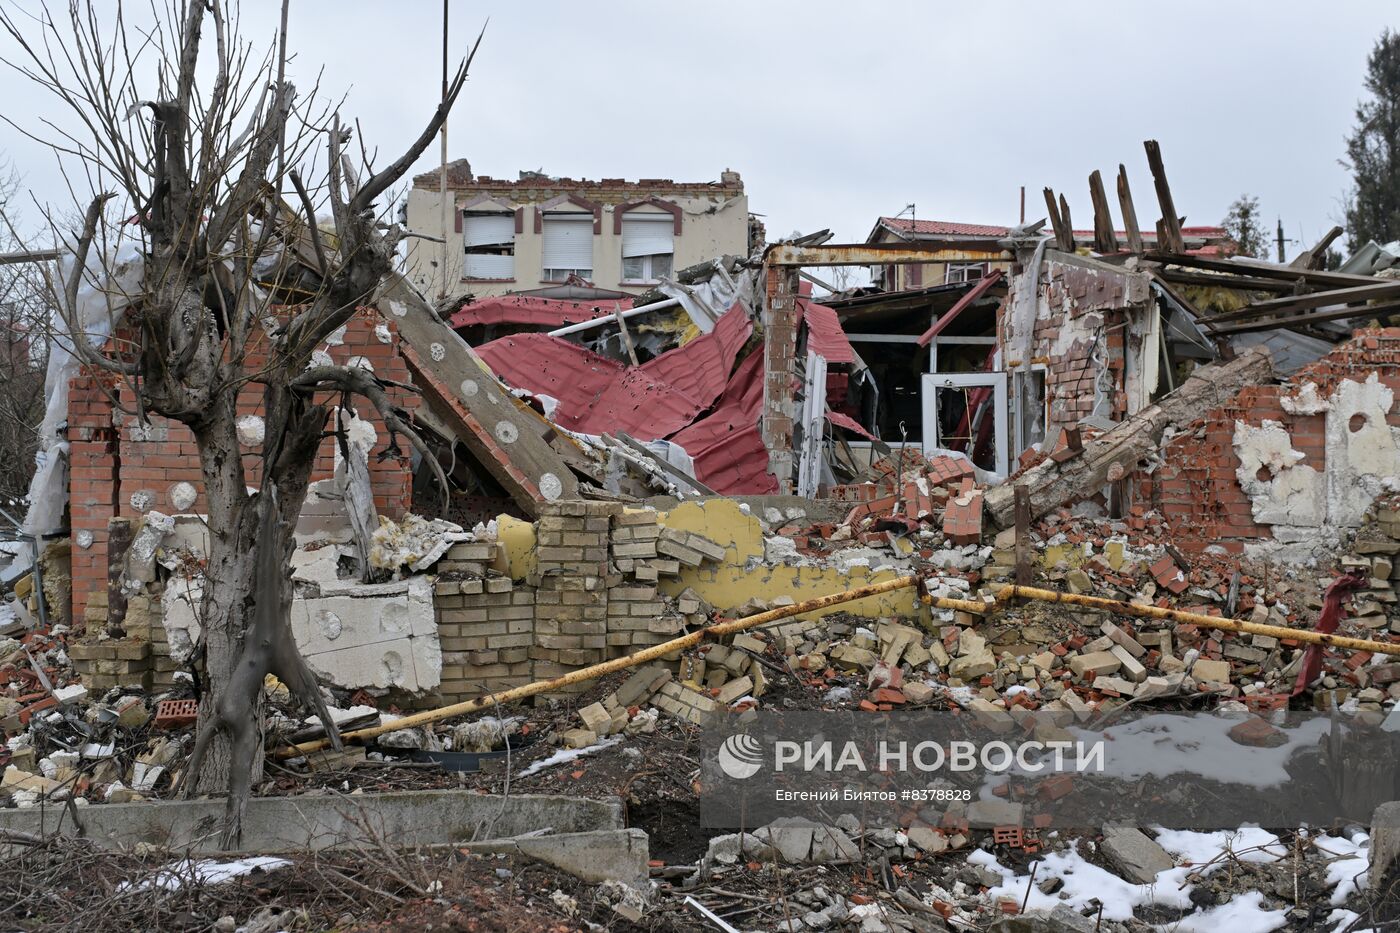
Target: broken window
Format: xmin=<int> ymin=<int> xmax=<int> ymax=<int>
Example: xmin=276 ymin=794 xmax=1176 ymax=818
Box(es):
xmin=946 ymin=262 xmax=989 ymax=284
xmin=848 ymin=337 xmax=927 ymax=445
xmin=462 ymin=212 xmax=515 ymax=280
xmin=620 ymin=214 xmax=674 ymax=284
xmin=1013 ymin=366 xmax=1047 ymax=453
xmin=922 ymin=372 xmax=1009 ymax=475
xmin=541 ymin=213 xmax=594 ymax=282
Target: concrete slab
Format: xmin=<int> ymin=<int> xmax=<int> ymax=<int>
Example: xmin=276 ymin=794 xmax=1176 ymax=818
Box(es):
xmin=0 ymin=789 xmax=621 ymax=855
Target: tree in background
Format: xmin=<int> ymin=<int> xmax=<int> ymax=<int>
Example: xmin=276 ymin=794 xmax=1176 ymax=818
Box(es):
xmin=1344 ymin=29 xmax=1400 ymax=249
xmin=1220 ymin=194 xmax=1269 ymax=259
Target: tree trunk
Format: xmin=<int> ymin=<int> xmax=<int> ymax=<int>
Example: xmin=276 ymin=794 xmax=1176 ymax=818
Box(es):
xmin=983 ymin=347 xmax=1274 ymax=529
xmin=191 ymin=424 xmax=261 ymax=794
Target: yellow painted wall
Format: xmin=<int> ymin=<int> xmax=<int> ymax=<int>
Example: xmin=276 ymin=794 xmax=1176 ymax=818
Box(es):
xmin=490 ymin=499 xmax=922 ymax=623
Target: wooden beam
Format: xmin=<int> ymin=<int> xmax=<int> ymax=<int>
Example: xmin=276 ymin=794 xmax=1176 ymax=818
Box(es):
xmin=1145 ymin=251 xmax=1386 ymax=289
xmin=1202 ymin=280 xmax=1400 ymax=327
xmin=1156 ymin=269 xmax=1296 ymax=293
xmin=1088 ymin=170 xmax=1119 ymax=254
xmin=1144 ymin=140 xmax=1185 ymax=254
xmin=1058 ymin=194 xmax=1076 ymax=251
xmin=1043 ymin=187 xmax=1073 ymax=251
xmin=1290 ymin=225 xmax=1344 ymax=270
xmin=1209 ymin=299 xmax=1400 ymax=336
xmin=1116 ymin=164 xmax=1144 ymax=255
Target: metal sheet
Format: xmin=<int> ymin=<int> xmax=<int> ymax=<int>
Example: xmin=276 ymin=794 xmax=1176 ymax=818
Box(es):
xmin=450 ymin=295 xmax=624 ymax=330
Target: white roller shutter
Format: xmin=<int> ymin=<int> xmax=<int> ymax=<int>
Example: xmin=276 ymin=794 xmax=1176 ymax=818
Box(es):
xmin=541 ymin=214 xmax=594 ymax=270
xmin=463 ymin=213 xmax=514 ymax=279
xmin=463 ymin=212 xmax=514 ymax=247
xmin=621 ymin=214 xmax=674 ymax=258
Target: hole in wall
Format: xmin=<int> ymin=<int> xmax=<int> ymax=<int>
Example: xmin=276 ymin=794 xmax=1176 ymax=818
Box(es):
xmin=1349 ymin=413 xmax=1368 ymax=433
xmin=1255 ymin=466 xmax=1272 ymax=484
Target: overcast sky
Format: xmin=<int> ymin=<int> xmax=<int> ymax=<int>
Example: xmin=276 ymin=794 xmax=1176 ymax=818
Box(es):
xmin=1 ymin=1 xmax=1396 ymax=259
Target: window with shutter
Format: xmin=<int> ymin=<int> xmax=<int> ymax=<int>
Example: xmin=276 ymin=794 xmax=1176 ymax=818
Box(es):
xmin=541 ymin=214 xmax=594 ymax=282
xmin=463 ymin=212 xmax=515 ymax=280
xmin=620 ymin=213 xmax=675 ymax=283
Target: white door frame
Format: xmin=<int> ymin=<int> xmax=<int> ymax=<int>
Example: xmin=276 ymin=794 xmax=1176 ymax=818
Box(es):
xmin=921 ymin=371 xmax=1010 ymax=477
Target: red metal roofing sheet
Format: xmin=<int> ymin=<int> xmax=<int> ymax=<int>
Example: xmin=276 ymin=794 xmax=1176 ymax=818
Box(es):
xmin=825 ymin=410 xmax=877 ymax=441
xmin=669 ymin=352 xmax=776 ymax=494
xmin=474 ymin=303 xmax=753 ymax=441
xmin=450 ymin=295 xmax=626 ymax=330
xmin=474 ymin=334 xmax=622 ymax=408
xmin=801 ymin=299 xmax=855 ymax=364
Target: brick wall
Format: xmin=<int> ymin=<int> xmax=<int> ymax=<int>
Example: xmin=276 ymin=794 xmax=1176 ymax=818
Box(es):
xmin=1142 ymin=328 xmax=1400 ymax=553
xmin=68 ymin=310 xmax=416 ymax=627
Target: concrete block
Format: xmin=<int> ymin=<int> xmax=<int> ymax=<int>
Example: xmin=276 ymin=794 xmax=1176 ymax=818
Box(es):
xmin=1100 ymin=826 xmax=1174 ymax=883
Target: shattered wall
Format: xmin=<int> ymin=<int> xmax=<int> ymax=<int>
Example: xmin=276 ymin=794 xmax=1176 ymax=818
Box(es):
xmin=1144 ymin=328 xmax=1400 ymax=560
xmin=67 ymin=311 xmax=418 ymax=628
xmin=1022 ymin=257 xmax=1149 ymax=436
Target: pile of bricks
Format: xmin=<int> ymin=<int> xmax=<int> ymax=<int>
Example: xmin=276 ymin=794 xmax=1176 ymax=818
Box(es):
xmin=68 ymin=639 xmax=152 ymax=692
xmin=607 ymin=509 xmax=688 ymax=653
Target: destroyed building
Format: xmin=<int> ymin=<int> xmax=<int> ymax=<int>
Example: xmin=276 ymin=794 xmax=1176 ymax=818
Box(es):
xmin=5 ymin=138 xmax=1400 ymax=930
xmin=402 ymin=162 xmax=755 ymax=299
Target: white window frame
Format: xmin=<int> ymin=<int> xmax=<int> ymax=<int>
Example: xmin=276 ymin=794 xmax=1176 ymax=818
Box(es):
xmin=945 ymin=261 xmax=989 ymax=284
xmin=461 ymin=211 xmax=515 ymax=280
xmin=921 ymin=371 xmax=1009 ymax=477
xmin=541 ymin=213 xmax=594 ymax=282
xmin=620 ymin=213 xmax=675 ymax=285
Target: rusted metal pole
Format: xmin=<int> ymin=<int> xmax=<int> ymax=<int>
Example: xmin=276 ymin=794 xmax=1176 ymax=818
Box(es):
xmin=995 ymin=584 xmax=1400 ymax=658
xmin=285 ymin=576 xmax=989 ymax=756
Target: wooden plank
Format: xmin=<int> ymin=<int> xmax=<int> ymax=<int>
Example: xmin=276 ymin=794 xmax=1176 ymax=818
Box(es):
xmin=1058 ymin=194 xmax=1076 ymax=251
xmin=1209 ymin=299 xmax=1400 ymax=336
xmin=1156 ymin=269 xmax=1296 ymax=293
xmin=1144 ymin=140 xmax=1185 ymax=254
xmin=1043 ymin=188 xmax=1073 ymax=252
xmin=914 ymin=269 xmax=1005 ymax=347
xmin=1146 ymin=251 xmax=1385 ymax=289
xmin=1202 ymin=280 xmax=1400 ymax=327
xmin=1116 ymin=164 xmax=1144 ymax=255
xmin=1014 ymin=486 xmax=1032 ymax=586
xmin=1088 ymin=170 xmax=1119 ymax=254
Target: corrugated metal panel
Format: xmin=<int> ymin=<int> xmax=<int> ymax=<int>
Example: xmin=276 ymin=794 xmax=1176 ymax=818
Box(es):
xmin=670 ymin=352 xmax=776 ymax=494
xmin=474 ymin=303 xmax=754 ymax=442
xmin=450 ymin=296 xmax=622 ymax=330
xmin=802 ymin=300 xmax=854 ymax=364
xmin=475 ymin=335 xmax=622 ymax=407
xmin=825 ymin=410 xmax=877 ymax=441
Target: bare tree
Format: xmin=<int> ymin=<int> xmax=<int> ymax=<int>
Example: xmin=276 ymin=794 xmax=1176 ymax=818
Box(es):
xmin=0 ymin=162 xmax=52 ymax=506
xmin=0 ymin=1 xmax=475 ymax=844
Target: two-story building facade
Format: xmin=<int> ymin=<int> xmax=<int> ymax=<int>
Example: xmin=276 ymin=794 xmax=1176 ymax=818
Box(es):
xmin=404 ymin=161 xmax=752 ymax=298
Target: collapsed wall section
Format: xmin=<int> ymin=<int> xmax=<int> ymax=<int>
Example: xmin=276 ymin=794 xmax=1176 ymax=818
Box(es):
xmin=1142 ymin=328 xmax=1400 ymax=557
xmin=67 ymin=312 xmax=417 ymax=631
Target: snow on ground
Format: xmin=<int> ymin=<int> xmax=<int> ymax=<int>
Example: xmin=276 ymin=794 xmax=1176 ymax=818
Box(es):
xmin=518 ymin=735 xmax=622 ymax=777
xmin=1309 ymin=829 xmax=1370 ymax=905
xmin=969 ymin=827 xmax=1300 ymax=925
xmin=1155 ymin=891 xmax=1288 ymax=933
xmin=125 ymin=856 xmax=291 ymax=891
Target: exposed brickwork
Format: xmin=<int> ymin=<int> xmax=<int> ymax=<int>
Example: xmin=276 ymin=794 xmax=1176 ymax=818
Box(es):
xmin=1143 ymin=328 xmax=1400 ymax=553
xmin=66 ymin=311 xmax=416 ymax=628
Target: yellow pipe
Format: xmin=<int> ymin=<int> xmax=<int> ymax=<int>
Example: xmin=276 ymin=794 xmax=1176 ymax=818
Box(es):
xmin=995 ymin=584 xmax=1400 ymax=658
xmin=285 ymin=575 xmax=987 ymax=756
